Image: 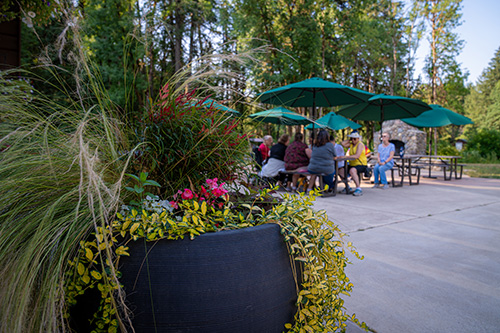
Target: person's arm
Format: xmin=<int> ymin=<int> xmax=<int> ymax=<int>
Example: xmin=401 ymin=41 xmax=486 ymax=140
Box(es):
xmin=305 ymin=147 xmax=312 ymax=159
xmin=381 ymin=150 xmax=395 ymax=165
xmin=340 ymin=143 xmax=364 ymax=161
xmin=341 ymin=139 xmax=350 ymax=148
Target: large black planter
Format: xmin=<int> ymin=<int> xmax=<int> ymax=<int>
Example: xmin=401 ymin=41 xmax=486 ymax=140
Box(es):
xmin=119 ymin=223 xmax=298 ymax=332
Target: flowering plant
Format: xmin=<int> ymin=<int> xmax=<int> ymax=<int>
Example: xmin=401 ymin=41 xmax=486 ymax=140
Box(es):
xmin=134 ymin=83 xmax=248 ymax=197
xmin=64 ymin=172 xmax=367 ymax=332
xmin=171 ymin=178 xmax=229 ymax=211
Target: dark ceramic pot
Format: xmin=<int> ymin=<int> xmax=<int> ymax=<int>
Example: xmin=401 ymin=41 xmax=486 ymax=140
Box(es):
xmin=119 ymin=223 xmax=298 ymax=332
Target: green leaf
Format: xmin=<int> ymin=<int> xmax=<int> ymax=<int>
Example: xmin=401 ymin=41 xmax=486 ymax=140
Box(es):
xmin=125 ymin=173 xmax=140 ymax=182
xmin=77 ymin=263 xmax=85 ymax=276
xmin=143 ymin=180 xmax=161 ymax=187
xmin=85 ymin=248 xmax=93 ymax=261
xmin=91 ymin=270 xmax=102 ymax=280
xmin=134 ymin=185 xmax=144 ymax=194
xmin=145 ymin=192 xmax=159 ymax=199
xmin=139 ymin=172 xmax=148 ymax=183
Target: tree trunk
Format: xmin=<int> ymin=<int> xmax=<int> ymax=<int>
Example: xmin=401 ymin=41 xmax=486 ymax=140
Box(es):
xmin=174 ymin=0 xmax=184 ymax=75
xmin=430 ymin=0 xmax=438 ymax=104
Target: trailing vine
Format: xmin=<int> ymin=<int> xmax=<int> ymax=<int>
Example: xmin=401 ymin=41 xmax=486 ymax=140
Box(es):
xmin=64 ymin=174 xmax=367 ymax=332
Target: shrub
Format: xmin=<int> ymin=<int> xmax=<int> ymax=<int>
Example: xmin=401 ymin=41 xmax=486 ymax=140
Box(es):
xmin=437 ymin=144 xmax=460 ymax=157
xmin=132 ymin=83 xmax=249 ymax=197
xmin=464 ymin=128 xmax=500 ymax=160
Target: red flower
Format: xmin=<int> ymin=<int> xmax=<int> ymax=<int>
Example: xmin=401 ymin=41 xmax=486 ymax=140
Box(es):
xmin=200 ymin=185 xmax=208 ymax=198
xmin=181 ymin=189 xmax=194 ymax=200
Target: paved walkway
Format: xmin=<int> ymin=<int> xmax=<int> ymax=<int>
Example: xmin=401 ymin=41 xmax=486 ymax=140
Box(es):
xmin=310 ymin=172 xmax=500 ymax=333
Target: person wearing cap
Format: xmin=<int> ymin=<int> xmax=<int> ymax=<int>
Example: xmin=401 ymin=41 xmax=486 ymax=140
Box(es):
xmin=337 ymin=130 xmax=368 ymax=196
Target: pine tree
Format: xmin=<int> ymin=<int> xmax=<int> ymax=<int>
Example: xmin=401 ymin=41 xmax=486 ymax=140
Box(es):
xmin=417 ymin=0 xmax=464 ymax=105
xmin=465 ymin=47 xmax=500 ymax=129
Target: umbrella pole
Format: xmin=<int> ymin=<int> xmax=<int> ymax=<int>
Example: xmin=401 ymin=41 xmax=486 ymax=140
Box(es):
xmin=312 ymin=92 xmax=317 ymax=143
xmin=433 ymin=128 xmax=438 ymax=155
xmin=424 ymin=128 xmax=436 ymax=178
xmin=380 ymin=105 xmax=384 ymax=134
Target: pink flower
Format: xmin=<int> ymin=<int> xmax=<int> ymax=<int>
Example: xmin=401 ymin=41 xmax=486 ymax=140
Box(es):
xmin=181 ymin=189 xmax=194 ymax=200
xmin=206 ymin=178 xmax=219 ymax=190
xmin=200 ymin=185 xmax=208 ymax=198
xmin=212 ymin=187 xmax=227 ymax=198
xmin=170 ymin=201 xmax=178 ymax=209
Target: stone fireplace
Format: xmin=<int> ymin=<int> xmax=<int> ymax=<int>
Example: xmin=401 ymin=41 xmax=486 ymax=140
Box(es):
xmin=373 ymin=120 xmax=426 ymax=155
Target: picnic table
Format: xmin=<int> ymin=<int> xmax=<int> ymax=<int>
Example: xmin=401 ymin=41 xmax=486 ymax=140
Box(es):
xmin=366 ymin=155 xmax=421 ymax=187
xmin=390 ymin=156 xmax=422 ymax=187
xmin=279 ymin=160 xmax=342 ymax=196
xmin=406 ymin=154 xmax=463 ymax=180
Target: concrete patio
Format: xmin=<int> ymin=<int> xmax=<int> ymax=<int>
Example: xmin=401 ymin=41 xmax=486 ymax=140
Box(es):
xmin=311 ymin=172 xmax=500 ymax=332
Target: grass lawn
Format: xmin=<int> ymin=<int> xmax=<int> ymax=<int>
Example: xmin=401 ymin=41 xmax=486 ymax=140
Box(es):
xmin=464 ymin=164 xmax=500 ymax=179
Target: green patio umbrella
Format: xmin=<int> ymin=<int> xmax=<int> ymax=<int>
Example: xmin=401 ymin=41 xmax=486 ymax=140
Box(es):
xmin=402 ymin=104 xmax=473 ymax=158
xmin=258 ymin=77 xmax=373 ymax=120
xmin=337 ymin=94 xmax=431 ymax=122
xmin=304 ymin=112 xmax=361 ymax=131
xmin=337 ymin=93 xmax=431 ymax=132
xmin=201 ymin=98 xmax=240 ymax=116
xmin=249 ymin=107 xmax=312 ymax=138
xmin=248 ymin=107 xmax=312 ymax=126
xmin=401 ymin=104 xmax=473 ymax=128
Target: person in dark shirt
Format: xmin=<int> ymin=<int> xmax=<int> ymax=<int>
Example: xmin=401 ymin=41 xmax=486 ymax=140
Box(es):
xmin=307 ymin=130 xmax=336 ymax=194
xmin=261 ymin=134 xmax=290 ymax=187
xmin=284 ymin=133 xmax=311 ymax=191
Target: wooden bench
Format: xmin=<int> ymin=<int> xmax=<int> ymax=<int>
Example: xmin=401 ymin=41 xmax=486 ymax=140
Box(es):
xmin=278 ymin=170 xmax=330 ymax=193
xmin=412 ymin=162 xmax=463 ymax=180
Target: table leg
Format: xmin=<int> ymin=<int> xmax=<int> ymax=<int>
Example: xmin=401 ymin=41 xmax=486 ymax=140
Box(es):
xmin=401 ymin=159 xmax=406 ymax=186
xmin=333 ymin=161 xmax=338 ymax=196
xmin=454 ymin=158 xmax=458 ymax=179
xmin=407 ymin=159 xmax=412 ymax=185
xmin=423 ymin=156 xmax=437 ymax=179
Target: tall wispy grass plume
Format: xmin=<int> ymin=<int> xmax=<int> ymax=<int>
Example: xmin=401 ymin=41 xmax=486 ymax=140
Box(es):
xmin=0 ymin=67 xmax=126 ymax=331
xmin=0 ymin=3 xmax=260 ymax=331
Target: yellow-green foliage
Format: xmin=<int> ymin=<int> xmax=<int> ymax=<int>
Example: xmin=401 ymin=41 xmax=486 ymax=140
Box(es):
xmin=272 ymin=192 xmax=368 ymax=332
xmin=65 ymin=188 xmax=367 ymax=332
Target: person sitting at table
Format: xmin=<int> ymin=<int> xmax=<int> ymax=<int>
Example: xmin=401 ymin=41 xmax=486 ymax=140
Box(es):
xmin=338 ymin=130 xmax=367 ymax=197
xmin=373 ymin=132 xmax=395 ymax=189
xmin=365 ymin=146 xmax=373 ymax=159
xmin=260 ymin=134 xmax=290 ymax=188
xmin=306 ymin=129 xmax=336 ymax=195
xmin=284 ymin=132 xmax=312 ymax=192
xmin=330 ymin=134 xmax=346 ymax=184
xmin=259 ymin=135 xmax=273 ymax=164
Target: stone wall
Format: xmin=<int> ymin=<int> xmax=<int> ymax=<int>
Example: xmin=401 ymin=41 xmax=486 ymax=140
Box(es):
xmin=373 ymin=120 xmax=427 ymax=155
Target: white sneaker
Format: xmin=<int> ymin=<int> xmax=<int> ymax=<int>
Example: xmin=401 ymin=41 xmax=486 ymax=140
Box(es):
xmin=381 ymin=184 xmax=389 ymax=190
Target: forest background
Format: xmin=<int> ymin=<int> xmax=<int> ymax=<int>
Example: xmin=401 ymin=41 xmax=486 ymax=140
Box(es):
xmin=3 ymin=0 xmax=500 ymax=166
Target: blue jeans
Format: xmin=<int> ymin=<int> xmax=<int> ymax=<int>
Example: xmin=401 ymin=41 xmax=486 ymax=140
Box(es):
xmin=373 ymin=162 xmax=393 ymax=185
xmin=308 ymin=170 xmax=335 ymax=191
